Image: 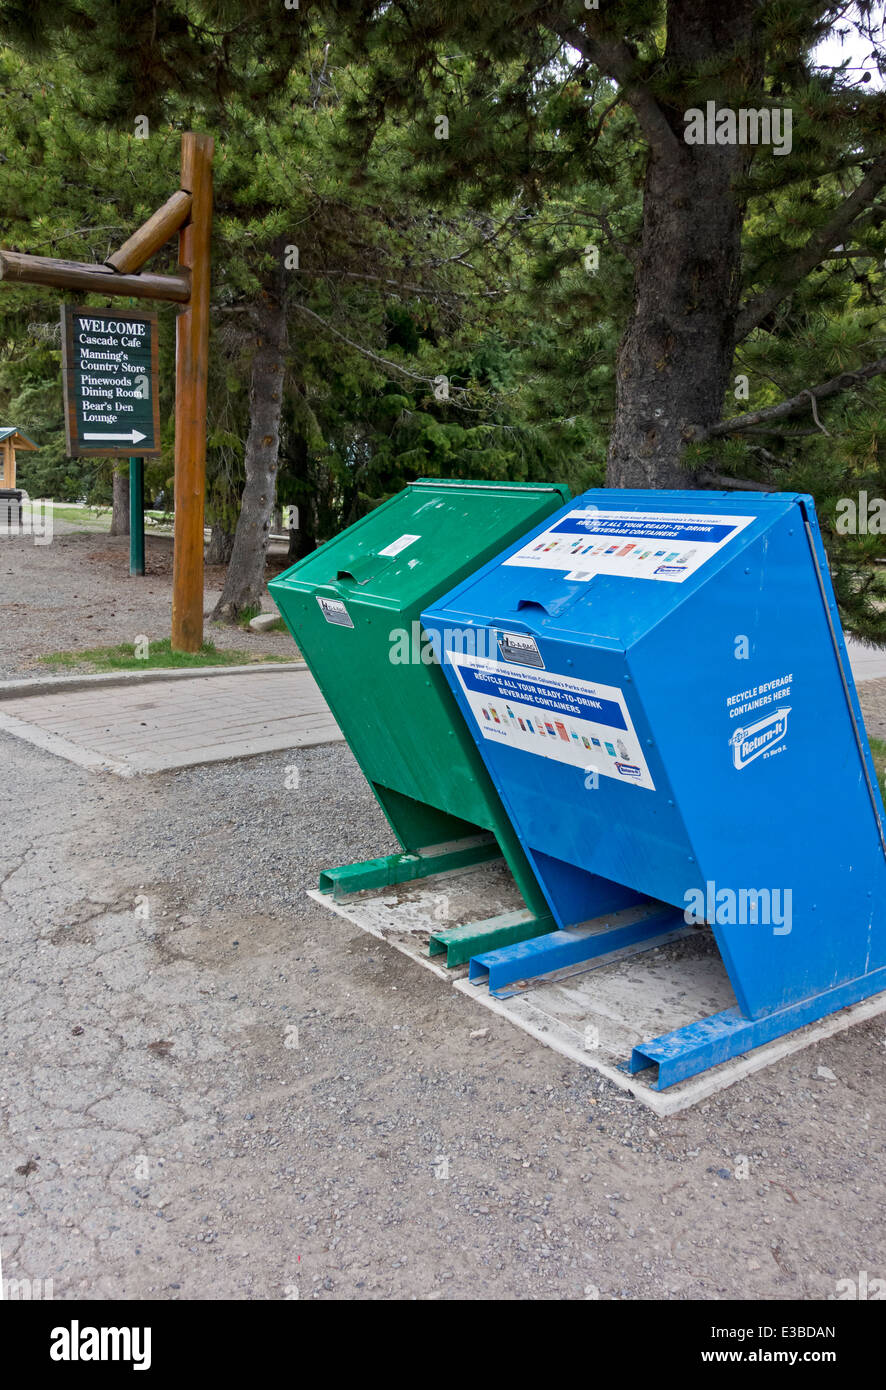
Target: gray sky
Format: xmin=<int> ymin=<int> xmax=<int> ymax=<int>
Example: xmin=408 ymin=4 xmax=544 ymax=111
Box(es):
xmin=814 ymin=3 xmax=885 ymax=87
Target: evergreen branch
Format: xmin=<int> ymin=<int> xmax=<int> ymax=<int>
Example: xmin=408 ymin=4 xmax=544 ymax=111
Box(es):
xmin=699 ymin=472 xmax=781 ymax=492
xmin=739 ymin=427 xmax=828 ymax=437
xmin=292 ymin=268 xmax=504 ymax=299
xmin=287 ymin=302 xmax=482 ymax=411
xmin=688 ymin=355 xmax=886 ymax=440
xmin=734 ymin=154 xmax=886 ymax=344
xmin=540 ymin=9 xmax=681 ymax=159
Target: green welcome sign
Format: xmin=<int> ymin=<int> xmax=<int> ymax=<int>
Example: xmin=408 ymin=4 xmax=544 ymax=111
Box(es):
xmin=61 ymin=305 xmax=161 ymax=457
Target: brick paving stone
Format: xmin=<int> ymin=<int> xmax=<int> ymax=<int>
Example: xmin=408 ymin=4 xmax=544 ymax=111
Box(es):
xmin=0 ymin=667 xmax=342 ymax=774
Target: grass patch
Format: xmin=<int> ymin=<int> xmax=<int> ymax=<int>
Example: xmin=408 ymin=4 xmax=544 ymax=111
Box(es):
xmin=46 ymin=505 xmax=174 ymax=533
xmin=235 ymin=604 xmax=262 ymax=628
xmin=48 ymin=504 xmax=111 ymax=528
xmin=39 ymin=637 xmax=293 ymax=673
xmin=870 ymin=736 xmax=886 ymax=802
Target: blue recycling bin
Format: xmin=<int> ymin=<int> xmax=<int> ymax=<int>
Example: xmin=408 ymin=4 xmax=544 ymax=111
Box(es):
xmin=421 ymin=489 xmax=886 ymax=1088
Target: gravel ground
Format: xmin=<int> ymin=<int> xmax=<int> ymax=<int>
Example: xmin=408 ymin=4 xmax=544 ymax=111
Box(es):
xmin=860 ymin=677 xmax=886 ymax=741
xmin=0 ymin=527 xmax=296 ymax=678
xmin=1 ymin=730 xmax=885 ymax=1302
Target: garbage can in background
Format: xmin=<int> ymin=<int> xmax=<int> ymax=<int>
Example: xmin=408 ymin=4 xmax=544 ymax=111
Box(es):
xmin=0 ymin=488 xmax=23 ymax=534
xmin=269 ymin=479 xmax=571 ymax=965
xmin=422 ymin=489 xmax=886 ymax=1087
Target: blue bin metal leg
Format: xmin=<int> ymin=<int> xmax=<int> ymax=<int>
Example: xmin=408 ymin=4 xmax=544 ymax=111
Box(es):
xmin=469 ymin=904 xmax=688 ymax=997
xmin=627 ymin=964 xmax=886 ymax=1090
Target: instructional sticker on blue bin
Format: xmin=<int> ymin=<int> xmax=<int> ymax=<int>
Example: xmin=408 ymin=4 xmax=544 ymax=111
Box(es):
xmin=448 ymin=653 xmax=655 ymax=790
xmin=726 ymin=672 xmax=793 ymax=769
xmin=504 ymin=508 xmax=756 ymax=583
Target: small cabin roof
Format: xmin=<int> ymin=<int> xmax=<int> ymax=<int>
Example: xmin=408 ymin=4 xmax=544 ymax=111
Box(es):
xmin=0 ymin=428 xmax=38 ymax=449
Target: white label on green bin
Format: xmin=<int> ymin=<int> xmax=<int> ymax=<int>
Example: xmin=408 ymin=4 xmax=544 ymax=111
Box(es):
xmin=317 ymin=596 xmax=354 ymax=627
xmin=505 ymin=508 xmax=756 ymax=583
xmin=449 ymin=652 xmax=655 ymax=790
xmin=378 ymin=532 xmax=420 ymax=558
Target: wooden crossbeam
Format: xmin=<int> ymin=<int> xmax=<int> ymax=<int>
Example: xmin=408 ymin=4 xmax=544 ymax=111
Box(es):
xmin=106 ymin=190 xmax=193 ymax=274
xmin=0 ymin=249 xmax=190 ymax=303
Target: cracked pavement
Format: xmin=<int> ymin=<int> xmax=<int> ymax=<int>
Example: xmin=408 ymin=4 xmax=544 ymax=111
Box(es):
xmin=2 ymin=728 xmax=885 ymax=1301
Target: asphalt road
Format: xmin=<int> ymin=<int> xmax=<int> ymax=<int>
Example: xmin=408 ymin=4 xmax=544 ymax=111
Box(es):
xmin=2 ymin=730 xmax=884 ymax=1301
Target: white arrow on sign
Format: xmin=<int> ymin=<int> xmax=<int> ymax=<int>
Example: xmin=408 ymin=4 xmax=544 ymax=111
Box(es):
xmin=82 ymin=429 xmax=148 ymax=443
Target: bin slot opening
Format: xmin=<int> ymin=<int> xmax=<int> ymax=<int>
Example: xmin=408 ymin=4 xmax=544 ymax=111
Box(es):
xmin=332 ymin=552 xmax=386 ymax=586
xmin=515 ymin=593 xmax=578 ymax=619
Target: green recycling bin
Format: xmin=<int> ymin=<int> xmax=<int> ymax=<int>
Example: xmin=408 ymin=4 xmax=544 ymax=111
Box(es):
xmin=268 ymin=479 xmax=570 ymax=964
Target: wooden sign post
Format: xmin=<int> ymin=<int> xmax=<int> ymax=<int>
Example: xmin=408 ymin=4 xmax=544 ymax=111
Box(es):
xmin=172 ymin=133 xmax=213 ymax=653
xmin=0 ymin=132 xmax=214 ymax=653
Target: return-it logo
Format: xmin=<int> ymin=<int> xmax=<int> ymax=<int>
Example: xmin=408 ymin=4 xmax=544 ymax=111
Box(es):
xmin=729 ymin=705 xmax=791 ymax=770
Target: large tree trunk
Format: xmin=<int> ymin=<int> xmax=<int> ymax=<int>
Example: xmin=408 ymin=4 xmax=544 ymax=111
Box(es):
xmin=606 ymin=0 xmax=762 ymax=488
xmin=287 ymin=523 xmax=316 ymax=562
xmin=212 ymin=294 xmax=287 ymax=621
xmin=110 ymin=464 xmax=130 ymax=535
xmin=206 ymin=520 xmax=234 ymax=566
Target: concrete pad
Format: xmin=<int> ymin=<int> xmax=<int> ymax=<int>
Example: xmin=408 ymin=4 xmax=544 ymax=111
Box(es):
xmin=846 ymin=637 xmax=886 ymax=683
xmin=308 ymin=866 xmax=886 ymax=1116
xmin=0 ymin=666 xmax=342 ymax=774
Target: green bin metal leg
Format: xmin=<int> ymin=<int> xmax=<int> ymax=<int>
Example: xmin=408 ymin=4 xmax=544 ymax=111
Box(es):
xmin=429 ymin=909 xmax=557 ymax=967
xmin=317 ymin=784 xmax=558 ymax=965
xmin=318 ymin=838 xmax=499 ymax=901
